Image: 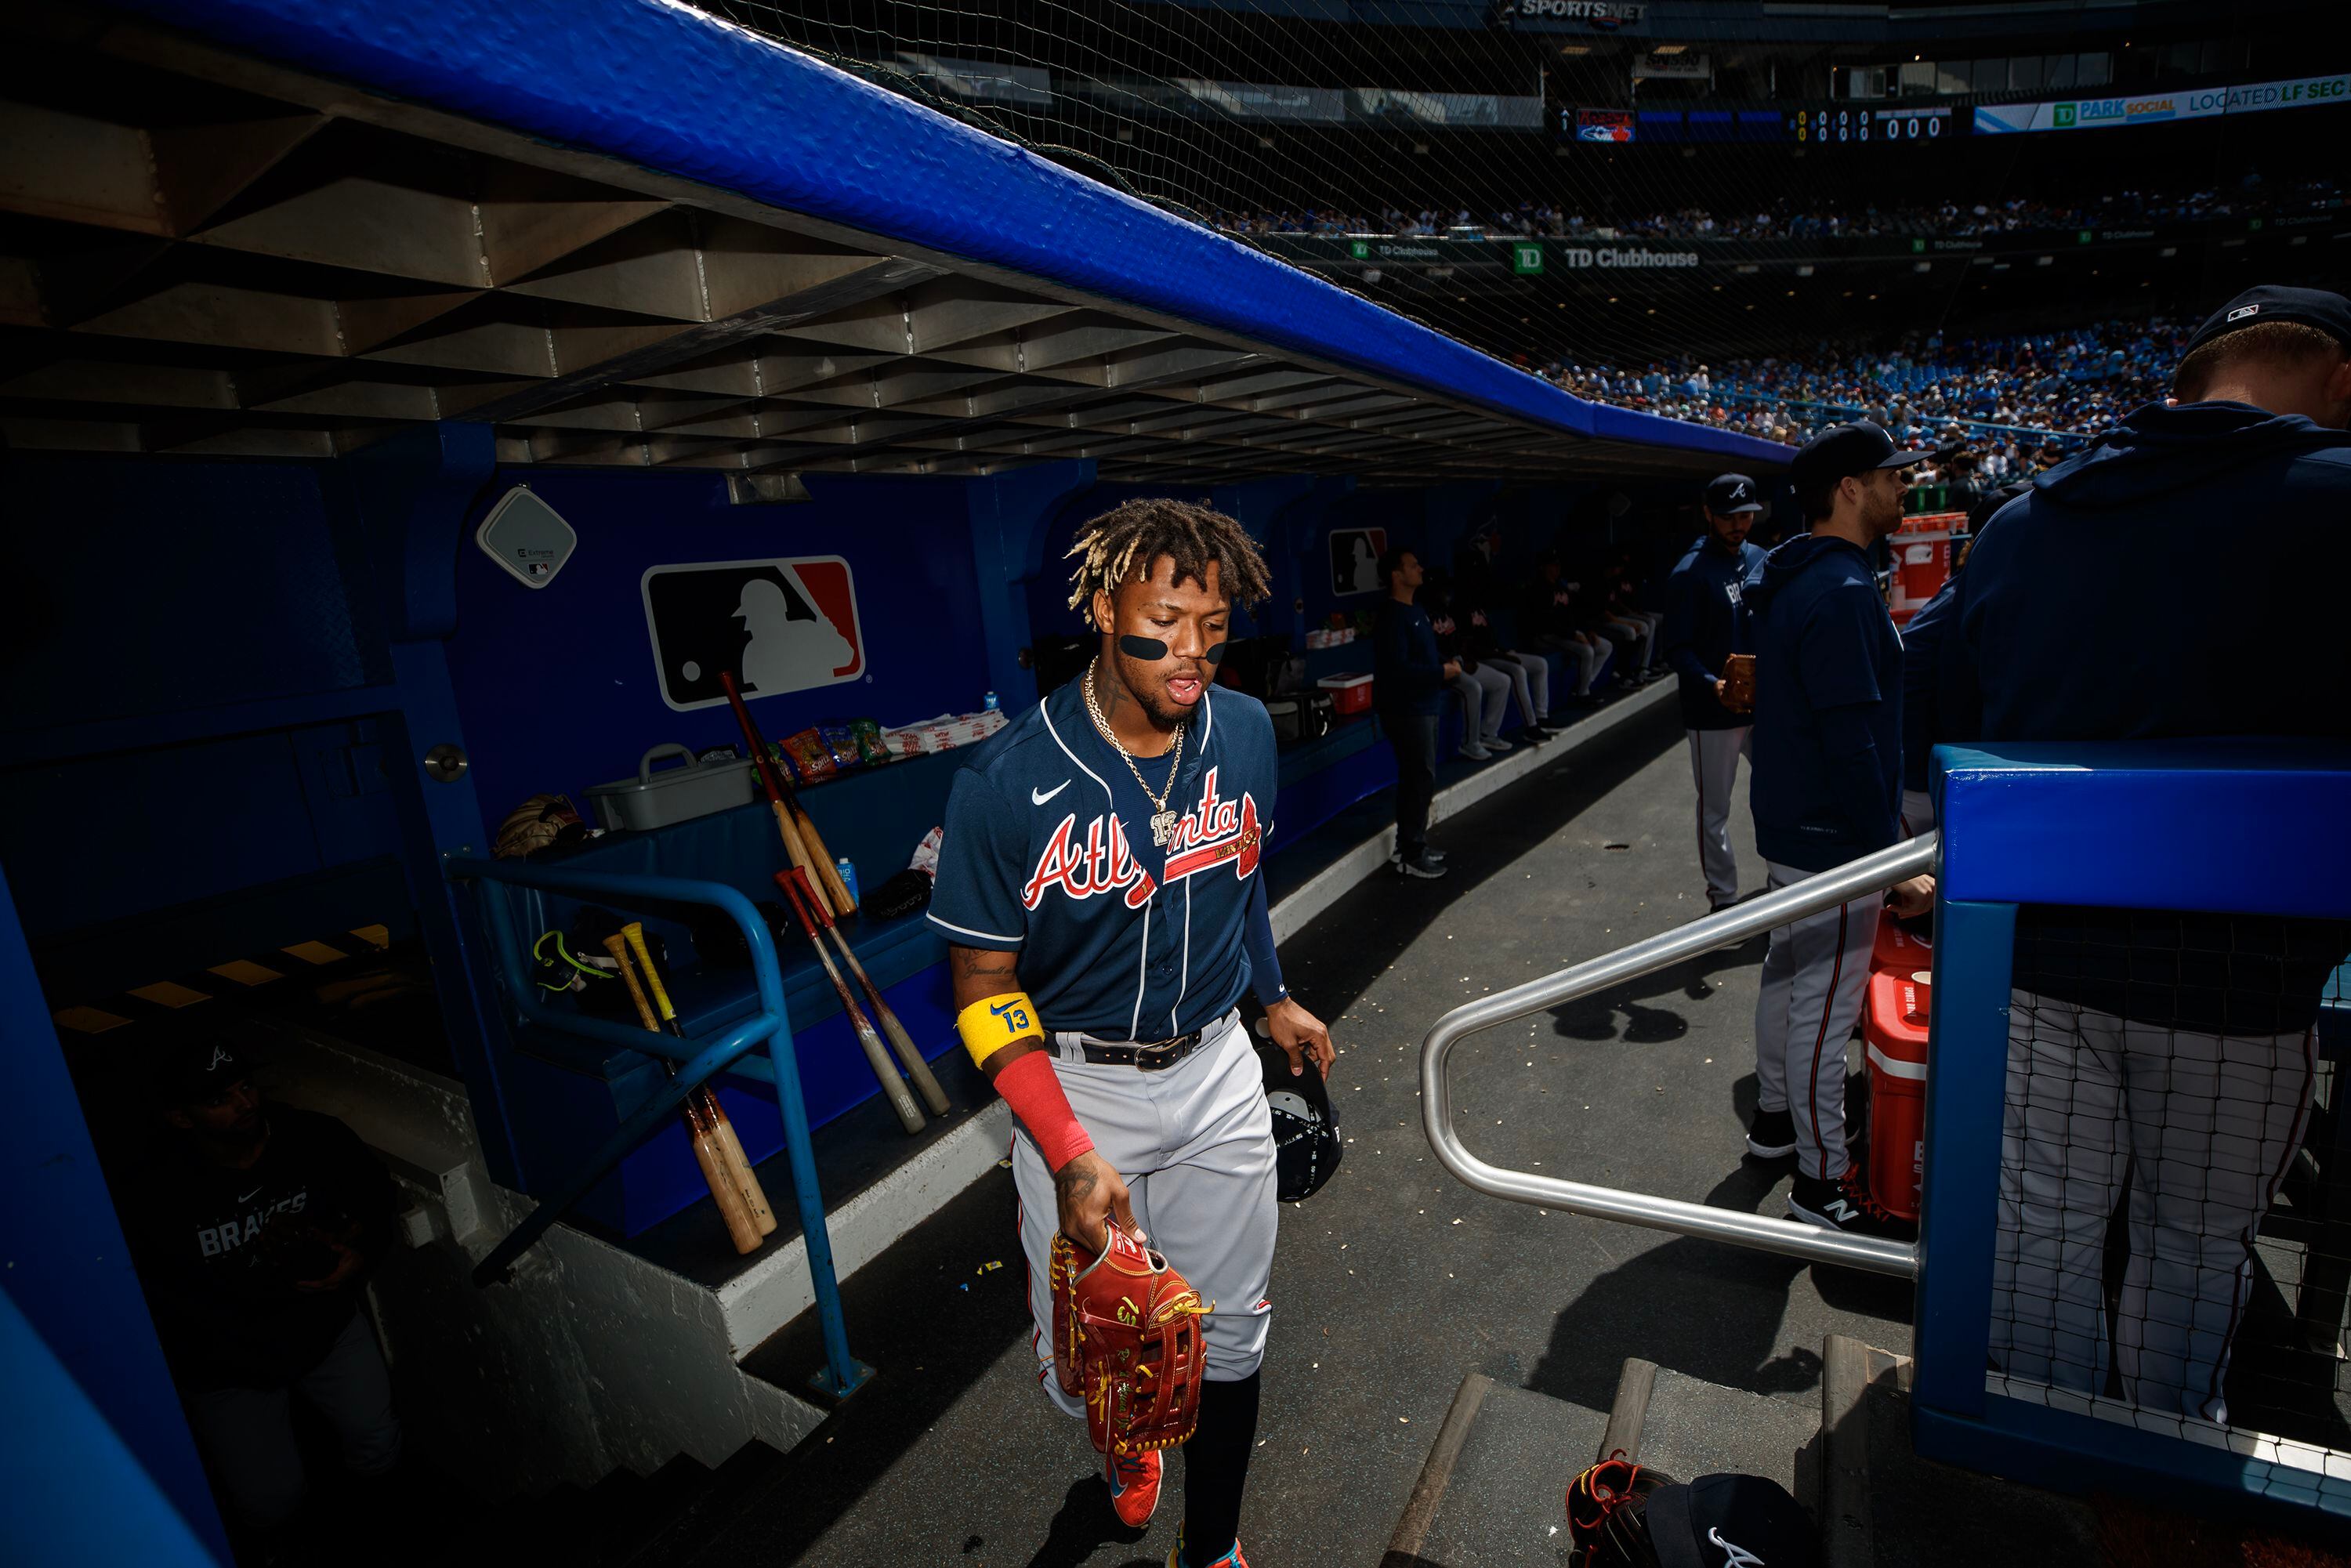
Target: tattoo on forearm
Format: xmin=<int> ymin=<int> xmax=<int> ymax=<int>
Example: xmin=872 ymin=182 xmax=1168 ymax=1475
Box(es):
xmin=951 ymin=947 xmax=1018 ymax=981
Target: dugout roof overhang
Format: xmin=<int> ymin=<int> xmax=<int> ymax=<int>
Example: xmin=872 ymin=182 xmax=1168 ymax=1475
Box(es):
xmin=0 ymin=0 xmax=1788 ymax=488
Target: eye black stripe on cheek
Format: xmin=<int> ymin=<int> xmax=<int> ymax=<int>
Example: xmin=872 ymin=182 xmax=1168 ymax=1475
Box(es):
xmin=1118 ymin=634 xmax=1170 ymax=661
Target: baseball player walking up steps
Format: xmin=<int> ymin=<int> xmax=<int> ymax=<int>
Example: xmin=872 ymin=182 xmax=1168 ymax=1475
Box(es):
xmin=1662 ymin=474 xmax=1767 ymax=912
xmin=1744 ymin=425 xmax=1936 ymax=1238
xmin=1954 ymin=286 xmax=2351 ymax=1422
xmin=929 ymin=499 xmax=1336 ymax=1568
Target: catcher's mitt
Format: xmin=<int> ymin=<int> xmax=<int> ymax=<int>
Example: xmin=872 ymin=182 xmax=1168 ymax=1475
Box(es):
xmin=1567 ymin=1454 xmax=1672 ymax=1566
xmin=1719 ymin=653 xmax=1756 ymax=715
xmin=1049 ymin=1227 xmax=1209 ymax=1457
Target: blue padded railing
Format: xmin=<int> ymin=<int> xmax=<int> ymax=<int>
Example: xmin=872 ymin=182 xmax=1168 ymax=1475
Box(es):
xmin=1915 ymin=739 xmax=2351 ymax=1526
xmin=444 ymin=856 xmax=869 ymax=1399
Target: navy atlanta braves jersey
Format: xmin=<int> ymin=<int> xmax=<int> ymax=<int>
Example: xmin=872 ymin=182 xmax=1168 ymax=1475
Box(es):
xmin=929 ymin=678 xmax=1280 ymax=1038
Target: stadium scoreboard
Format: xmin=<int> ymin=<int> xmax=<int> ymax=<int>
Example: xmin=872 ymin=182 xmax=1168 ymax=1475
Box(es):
xmin=1561 ymin=103 xmax=1962 ymax=146
xmin=1788 ymin=105 xmax=1955 ymax=145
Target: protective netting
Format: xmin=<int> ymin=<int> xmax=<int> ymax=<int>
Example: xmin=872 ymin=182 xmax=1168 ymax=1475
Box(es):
xmin=1990 ymin=910 xmax=2351 ymax=1450
xmin=690 ymin=2 xmax=2343 ymax=409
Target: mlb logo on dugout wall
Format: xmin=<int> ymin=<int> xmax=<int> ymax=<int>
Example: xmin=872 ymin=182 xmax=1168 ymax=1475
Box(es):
xmin=641 ymin=556 xmax=864 ymax=712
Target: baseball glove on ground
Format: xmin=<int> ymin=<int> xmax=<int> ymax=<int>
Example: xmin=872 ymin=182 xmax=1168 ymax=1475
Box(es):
xmin=1049 ymin=1227 xmax=1209 ymax=1457
xmin=1567 ymin=1454 xmax=1671 ymax=1566
xmin=1719 ymin=653 xmax=1756 ymax=715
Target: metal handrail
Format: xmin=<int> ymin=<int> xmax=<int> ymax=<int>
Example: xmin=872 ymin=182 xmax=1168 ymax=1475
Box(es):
xmin=1419 ymin=835 xmax=1939 ymax=1278
xmin=444 ymin=856 xmax=869 ymax=1397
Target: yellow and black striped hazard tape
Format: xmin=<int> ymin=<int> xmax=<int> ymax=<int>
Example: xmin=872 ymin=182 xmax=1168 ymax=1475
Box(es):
xmin=49 ymin=924 xmax=396 ymax=1037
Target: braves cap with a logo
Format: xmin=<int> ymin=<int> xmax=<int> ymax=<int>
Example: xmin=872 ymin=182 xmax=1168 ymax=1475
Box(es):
xmin=2181 ymin=284 xmax=2351 ymax=360
xmin=1704 ymin=473 xmax=1765 ymax=515
xmin=159 ymin=1035 xmax=254 ymax=1103
xmin=1643 ymin=1472 xmax=1819 ymax=1568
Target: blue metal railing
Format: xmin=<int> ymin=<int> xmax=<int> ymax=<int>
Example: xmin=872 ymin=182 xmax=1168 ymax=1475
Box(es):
xmin=444 ymin=856 xmax=870 ymax=1399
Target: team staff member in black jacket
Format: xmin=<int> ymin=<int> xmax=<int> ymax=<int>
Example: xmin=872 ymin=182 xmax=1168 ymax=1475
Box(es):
xmin=1373 ymin=546 xmax=1454 ymax=878
xmin=1956 ymin=286 xmax=2351 ymax=1422
xmin=129 ymin=1037 xmax=402 ymax=1534
xmin=1662 ymin=473 xmax=1768 ymax=911
xmin=1745 ymin=425 xmax=1936 ymax=1238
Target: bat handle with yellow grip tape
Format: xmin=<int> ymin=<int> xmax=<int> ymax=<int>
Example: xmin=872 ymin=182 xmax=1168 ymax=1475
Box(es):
xmin=614 ymin=924 xmax=777 ymax=1233
xmin=602 ymin=932 xmax=662 ymax=1033
xmin=621 ymin=922 xmax=685 ymax=1034
xmin=602 ymin=933 xmax=762 ymax=1255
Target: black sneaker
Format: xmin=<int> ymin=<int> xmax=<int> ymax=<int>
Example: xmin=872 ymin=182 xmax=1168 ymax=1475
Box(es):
xmin=1396 ymin=852 xmax=1448 ymax=880
xmin=1788 ymin=1170 xmax=1915 ymax=1241
xmin=1746 ymin=1107 xmax=1797 ymax=1160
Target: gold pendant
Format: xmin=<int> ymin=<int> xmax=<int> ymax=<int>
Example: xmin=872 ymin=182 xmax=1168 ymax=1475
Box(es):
xmin=1150 ymin=809 xmax=1176 ymax=847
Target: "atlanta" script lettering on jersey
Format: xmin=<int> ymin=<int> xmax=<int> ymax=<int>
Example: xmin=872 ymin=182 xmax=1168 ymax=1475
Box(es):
xmin=1162 ymin=767 xmax=1264 ymax=884
xmin=1023 ymin=810 xmax=1157 ymax=910
xmin=1020 ymin=768 xmax=1266 ymax=910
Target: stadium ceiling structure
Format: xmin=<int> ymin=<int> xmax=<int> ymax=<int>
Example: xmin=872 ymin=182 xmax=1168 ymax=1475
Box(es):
xmin=1 ymin=1 xmax=1784 ymax=487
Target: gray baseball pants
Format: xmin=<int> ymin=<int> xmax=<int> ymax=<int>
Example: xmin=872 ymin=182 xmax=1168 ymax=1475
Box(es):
xmin=1753 ymin=860 xmax=1879 ymax=1181
xmin=1686 ymin=726 xmax=1751 ymax=908
xmin=184 ymin=1307 xmax=402 ymax=1529
xmin=1012 ymin=1011 xmax=1277 ymax=1416
xmin=1447 ymin=664 xmax=1512 ymax=745
xmin=1490 ymin=651 xmax=1551 ymax=725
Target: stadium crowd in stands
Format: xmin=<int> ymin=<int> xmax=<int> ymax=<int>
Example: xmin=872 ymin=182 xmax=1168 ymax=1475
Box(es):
xmin=1541 ymin=314 xmax=2198 ymax=460
xmin=1211 ymin=175 xmax=2339 ymax=241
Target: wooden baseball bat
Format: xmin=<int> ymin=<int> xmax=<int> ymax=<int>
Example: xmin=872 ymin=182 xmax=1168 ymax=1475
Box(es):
xmin=776 ymin=868 xmax=925 ymax=1134
xmin=719 ymin=670 xmax=819 ymax=882
xmin=719 ymin=671 xmax=857 ymax=918
xmin=620 ymin=923 xmax=776 ymax=1236
xmin=778 ymin=867 xmax=949 ymax=1117
xmin=602 ymin=933 xmax=763 ymax=1255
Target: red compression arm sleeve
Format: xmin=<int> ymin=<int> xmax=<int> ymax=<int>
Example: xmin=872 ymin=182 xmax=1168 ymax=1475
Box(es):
xmin=993 ymin=1050 xmax=1095 ymax=1171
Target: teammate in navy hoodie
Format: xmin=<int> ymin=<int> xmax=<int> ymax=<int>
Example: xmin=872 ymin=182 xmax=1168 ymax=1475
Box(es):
xmin=1743 ymin=424 xmax=1936 ymax=1240
xmin=1662 ymin=473 xmax=1767 ymax=910
xmin=1951 ymin=285 xmax=2351 ymax=1423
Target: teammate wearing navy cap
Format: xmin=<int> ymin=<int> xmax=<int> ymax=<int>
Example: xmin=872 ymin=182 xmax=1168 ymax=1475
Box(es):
xmin=1663 ymin=474 xmax=1768 ymax=912
xmin=1744 ymin=424 xmax=1936 ymax=1236
xmin=1955 ymin=286 xmax=2351 ymax=1422
xmin=930 ymin=498 xmax=1335 ymax=1568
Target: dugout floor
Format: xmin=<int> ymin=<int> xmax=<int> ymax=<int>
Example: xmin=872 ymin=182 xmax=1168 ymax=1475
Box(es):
xmin=641 ymin=703 xmax=1920 ymax=1566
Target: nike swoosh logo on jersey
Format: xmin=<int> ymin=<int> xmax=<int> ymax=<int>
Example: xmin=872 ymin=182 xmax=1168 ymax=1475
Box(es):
xmin=1031 ymin=780 xmax=1070 ymax=806
xmin=237 ymin=1186 xmax=263 ymax=1203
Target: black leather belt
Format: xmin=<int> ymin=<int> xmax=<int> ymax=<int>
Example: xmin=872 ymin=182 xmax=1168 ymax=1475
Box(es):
xmin=1078 ymin=1029 xmax=1205 ymax=1071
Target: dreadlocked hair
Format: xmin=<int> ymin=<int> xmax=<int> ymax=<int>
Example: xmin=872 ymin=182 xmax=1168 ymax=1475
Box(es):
xmin=1064 ymin=499 xmax=1272 ymax=628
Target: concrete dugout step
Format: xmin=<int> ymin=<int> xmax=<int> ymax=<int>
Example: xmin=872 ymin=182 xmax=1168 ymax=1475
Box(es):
xmin=1383 ymin=1373 xmax=1610 ymax=1567
xmin=1817 ymin=1335 xmax=2101 ymax=1568
xmin=1386 ymin=1354 xmax=1820 ymax=1568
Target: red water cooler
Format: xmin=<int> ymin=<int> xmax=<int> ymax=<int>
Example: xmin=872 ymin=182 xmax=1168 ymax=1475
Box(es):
xmin=1871 ymin=918 xmax=1930 ymax=980
xmin=1862 ymin=969 xmax=1932 ymax=1221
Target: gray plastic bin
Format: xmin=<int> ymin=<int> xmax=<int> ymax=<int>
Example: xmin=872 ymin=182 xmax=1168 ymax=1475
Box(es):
xmin=585 ymin=744 xmax=760 ymax=831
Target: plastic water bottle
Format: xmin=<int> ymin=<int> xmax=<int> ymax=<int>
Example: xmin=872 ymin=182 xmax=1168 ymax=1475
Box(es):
xmin=835 ymin=856 xmax=860 ymax=905
xmin=983 ymin=690 xmax=1000 ymax=712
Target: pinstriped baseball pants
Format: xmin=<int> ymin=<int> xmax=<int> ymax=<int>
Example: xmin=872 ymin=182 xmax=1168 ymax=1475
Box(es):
xmin=1752 ymin=860 xmax=1879 ymax=1181
xmin=1989 ymin=991 xmax=2314 ymax=1425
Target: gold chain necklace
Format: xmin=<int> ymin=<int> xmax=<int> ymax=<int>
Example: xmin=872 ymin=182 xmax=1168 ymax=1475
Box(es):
xmin=1083 ymin=660 xmax=1186 ymax=847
